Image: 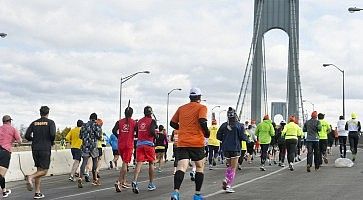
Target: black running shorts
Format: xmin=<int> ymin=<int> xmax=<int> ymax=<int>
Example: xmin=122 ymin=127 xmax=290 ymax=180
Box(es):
xmin=224 ymin=151 xmax=241 ymax=159
xmin=71 ymin=148 xmax=82 ymax=161
xmin=176 ymin=147 xmax=205 ymax=161
xmin=112 ymin=150 xmax=119 ymax=156
xmin=32 ymin=150 xmax=51 ymax=169
xmin=0 ymin=147 xmax=11 ymax=168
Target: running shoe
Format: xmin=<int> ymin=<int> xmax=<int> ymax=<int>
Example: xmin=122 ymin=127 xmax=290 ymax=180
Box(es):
xmin=193 ymin=194 xmax=204 ymax=200
xmin=225 ymin=186 xmax=235 ymax=193
xmin=33 ymin=193 xmax=45 ymax=199
xmin=147 ymin=182 xmax=156 ymax=191
xmin=315 ymin=165 xmax=320 ymax=171
xmin=97 ymin=173 xmax=100 ymax=179
xmin=237 ymin=165 xmax=242 ymax=170
xmin=170 ymin=191 xmax=180 ymax=200
xmin=68 ymin=176 xmax=74 ymax=182
xmin=109 ymin=161 xmax=114 ymax=169
xmin=298 ymin=156 xmax=301 ymax=161
xmin=74 ymin=172 xmax=79 ymax=177
xmin=289 ymin=163 xmax=294 ymax=171
xmin=340 ymin=154 xmax=344 ymax=158
xmin=222 ymin=180 xmax=227 ymax=190
xmin=122 ymin=182 xmax=131 ymax=189
xmin=352 ymin=155 xmax=356 ymax=162
xmin=212 ymin=159 xmax=217 ymax=166
xmin=323 ymin=156 xmax=328 ymax=164
xmin=260 ymin=165 xmax=266 ymax=171
xmin=280 ymin=163 xmax=285 ymax=167
xmin=114 ymin=181 xmax=122 ymax=192
xmin=157 ymin=168 xmax=162 ymax=173
xmin=306 ymin=165 xmax=311 ymax=172
xmin=2 ymin=189 xmax=11 ymax=198
xmin=132 ymin=181 xmax=139 ymax=194
xmin=84 ymin=175 xmax=90 ymax=182
xmin=190 ymin=171 xmax=196 ymax=181
xmin=92 ymin=179 xmax=101 ymax=186
xmin=77 ymin=178 xmax=83 ymax=188
xmin=209 ymin=165 xmax=213 ymax=170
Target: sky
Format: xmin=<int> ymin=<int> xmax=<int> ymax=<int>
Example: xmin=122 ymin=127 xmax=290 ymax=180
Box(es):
xmin=1 ymin=0 xmax=363 ymax=134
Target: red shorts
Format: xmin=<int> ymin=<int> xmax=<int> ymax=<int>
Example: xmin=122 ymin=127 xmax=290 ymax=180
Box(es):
xmin=118 ymin=148 xmax=133 ymax=164
xmin=136 ymin=145 xmax=155 ymax=162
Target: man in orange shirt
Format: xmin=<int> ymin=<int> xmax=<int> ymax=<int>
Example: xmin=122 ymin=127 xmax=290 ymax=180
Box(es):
xmin=170 ymin=87 xmax=210 ymax=200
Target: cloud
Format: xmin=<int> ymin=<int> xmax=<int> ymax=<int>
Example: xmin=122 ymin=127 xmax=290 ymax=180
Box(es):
xmin=0 ymin=0 xmax=362 ymax=132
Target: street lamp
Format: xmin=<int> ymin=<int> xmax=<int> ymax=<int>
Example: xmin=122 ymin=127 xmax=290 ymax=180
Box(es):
xmin=166 ymin=88 xmax=182 ymax=135
xmin=218 ymin=109 xmax=227 ymax=125
xmin=323 ymin=63 xmax=345 ymax=118
xmin=0 ymin=33 xmax=7 ymax=38
xmin=348 ymin=7 xmax=363 ymax=13
xmin=119 ymin=71 xmax=150 ymax=119
xmin=302 ymin=100 xmax=315 ymax=111
xmin=212 ymin=105 xmax=220 ymax=112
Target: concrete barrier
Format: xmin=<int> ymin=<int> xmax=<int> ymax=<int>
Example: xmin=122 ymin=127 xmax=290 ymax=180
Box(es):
xmin=48 ymin=149 xmax=73 ymax=176
xmin=18 ymin=151 xmax=36 ymax=176
xmin=5 ymin=153 xmax=24 ymax=182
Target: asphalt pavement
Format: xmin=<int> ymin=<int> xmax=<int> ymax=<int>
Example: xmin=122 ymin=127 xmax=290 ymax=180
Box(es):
xmin=5 ymin=146 xmax=363 ymax=200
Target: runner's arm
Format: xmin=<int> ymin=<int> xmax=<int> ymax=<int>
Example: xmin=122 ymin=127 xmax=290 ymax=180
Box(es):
xmin=199 ymin=118 xmax=210 ymax=138
xmin=112 ymin=121 xmax=119 ymax=138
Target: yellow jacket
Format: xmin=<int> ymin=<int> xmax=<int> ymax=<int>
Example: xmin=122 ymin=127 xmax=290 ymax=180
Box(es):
xmin=208 ymin=125 xmax=220 ymax=146
xmin=282 ymin=122 xmax=303 ymax=140
xmin=65 ymin=127 xmax=82 ymax=149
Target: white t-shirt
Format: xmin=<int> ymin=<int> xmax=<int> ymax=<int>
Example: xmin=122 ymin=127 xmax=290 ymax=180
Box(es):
xmin=336 ymin=120 xmax=347 ymax=137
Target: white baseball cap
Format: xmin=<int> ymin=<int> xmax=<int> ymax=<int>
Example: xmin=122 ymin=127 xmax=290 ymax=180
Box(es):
xmin=189 ymin=87 xmax=202 ymax=96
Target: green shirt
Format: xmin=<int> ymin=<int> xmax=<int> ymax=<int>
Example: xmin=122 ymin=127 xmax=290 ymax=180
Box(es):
xmin=318 ymin=119 xmax=331 ymax=140
xmin=255 ymin=120 xmax=275 ymax=144
xmin=282 ymin=122 xmax=303 ymax=140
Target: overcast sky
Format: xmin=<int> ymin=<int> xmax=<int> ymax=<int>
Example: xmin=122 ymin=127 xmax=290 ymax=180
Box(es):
xmin=1 ymin=0 xmax=362 ymax=134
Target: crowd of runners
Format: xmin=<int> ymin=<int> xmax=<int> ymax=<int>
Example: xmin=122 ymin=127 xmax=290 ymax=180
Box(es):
xmin=0 ymin=87 xmax=361 ymax=199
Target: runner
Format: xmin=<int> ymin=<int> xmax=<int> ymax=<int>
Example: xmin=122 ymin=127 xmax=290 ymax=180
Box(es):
xmin=113 ymin=106 xmax=137 ymax=192
xmin=282 ymin=116 xmax=302 ymax=171
xmin=217 ymin=107 xmax=247 ymax=193
xmin=77 ymin=113 xmax=102 ymax=188
xmin=95 ymin=119 xmax=105 ymax=179
xmin=24 ymin=106 xmax=56 ymax=199
xmin=208 ymin=119 xmax=220 ymax=170
xmin=303 ymin=111 xmax=322 ymax=172
xmin=336 ymin=116 xmax=347 ymax=158
xmin=170 ymin=87 xmax=210 ymax=200
xmin=0 ymin=115 xmax=22 ymax=198
xmin=345 ymin=113 xmax=361 ymax=162
xmin=255 ymin=115 xmax=275 ymax=171
xmin=65 ymin=120 xmax=84 ymax=181
xmin=276 ymin=120 xmax=286 ymax=167
xmin=155 ymin=125 xmax=168 ymax=173
xmin=132 ymin=106 xmax=158 ymax=194
xmin=318 ymin=113 xmax=331 ymax=165
xmin=245 ymin=125 xmax=257 ymax=164
xmin=108 ymin=131 xmax=119 ymax=170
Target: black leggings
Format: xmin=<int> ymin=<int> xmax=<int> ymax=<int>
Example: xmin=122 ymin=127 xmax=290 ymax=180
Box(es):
xmin=338 ymin=136 xmax=347 ymax=157
xmin=349 ymin=132 xmax=359 ymax=155
xmin=208 ymin=145 xmax=219 ymax=165
xmin=285 ymin=139 xmax=297 ymax=164
xmin=278 ymin=142 xmax=286 ymax=163
xmin=260 ymin=144 xmax=269 ymax=165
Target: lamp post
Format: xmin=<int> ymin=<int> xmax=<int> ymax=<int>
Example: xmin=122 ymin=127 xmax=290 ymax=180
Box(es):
xmin=323 ymin=64 xmax=345 ymax=118
xmin=212 ymin=105 xmax=220 ymax=112
xmin=302 ymin=100 xmax=315 ymax=111
xmin=348 ymin=7 xmax=363 ymax=13
xmin=119 ymin=71 xmax=150 ymax=119
xmin=0 ymin=33 xmax=7 ymax=38
xmin=166 ymin=88 xmax=182 ymax=135
xmin=219 ymin=109 xmax=227 ymax=125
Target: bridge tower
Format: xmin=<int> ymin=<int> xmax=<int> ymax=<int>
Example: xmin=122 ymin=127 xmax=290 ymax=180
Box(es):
xmin=238 ymin=0 xmax=303 ymax=122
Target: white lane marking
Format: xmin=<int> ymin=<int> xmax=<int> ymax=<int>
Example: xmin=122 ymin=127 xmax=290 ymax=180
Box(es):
xmin=204 ymin=158 xmax=307 ymax=198
xmin=49 ymin=175 xmax=174 ymax=200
